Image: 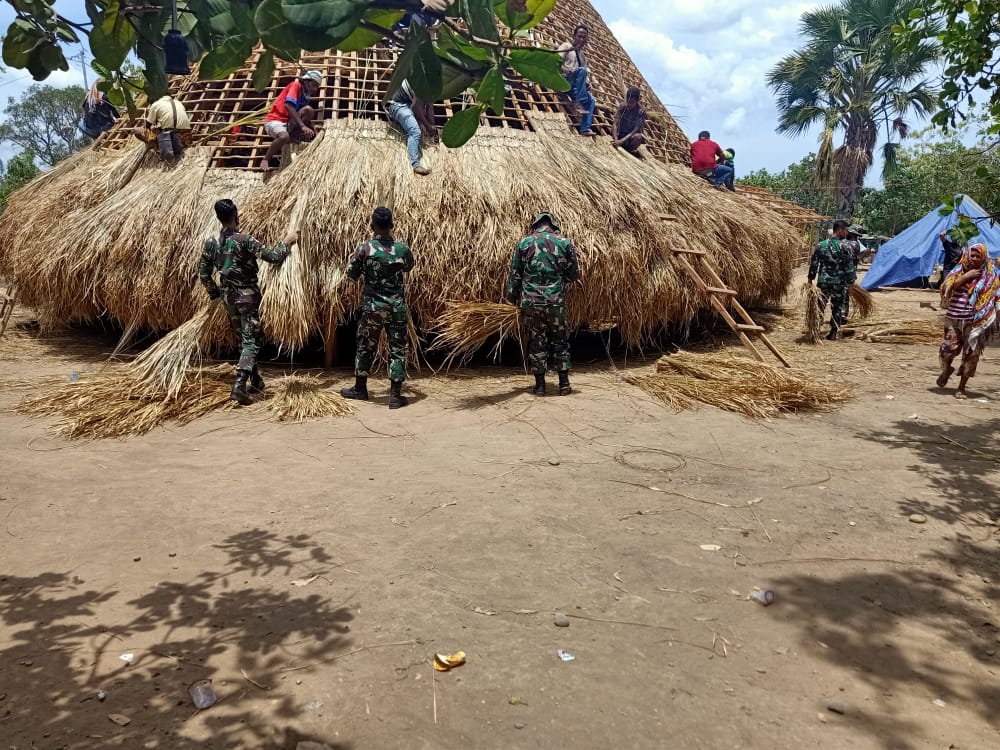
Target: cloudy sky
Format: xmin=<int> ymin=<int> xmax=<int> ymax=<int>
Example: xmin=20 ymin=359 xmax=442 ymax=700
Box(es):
xmin=0 ymin=0 xmax=909 ymax=182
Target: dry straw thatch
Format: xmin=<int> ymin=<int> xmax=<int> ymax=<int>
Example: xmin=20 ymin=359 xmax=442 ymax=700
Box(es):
xmin=0 ymin=116 xmax=799 ymax=354
xmin=849 ymin=284 xmax=876 ymax=320
xmin=627 ymin=351 xmax=851 ymax=418
xmin=844 ymin=319 xmax=941 ymax=344
xmin=428 ymin=301 xmax=522 ymax=369
xmin=16 ymin=364 xmax=354 ymax=440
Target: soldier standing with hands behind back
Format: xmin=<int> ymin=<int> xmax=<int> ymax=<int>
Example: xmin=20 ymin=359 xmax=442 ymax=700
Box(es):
xmin=506 ymin=212 xmax=581 ymax=397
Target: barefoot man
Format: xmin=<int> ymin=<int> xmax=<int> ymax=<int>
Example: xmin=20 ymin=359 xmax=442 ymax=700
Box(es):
xmin=938 ymin=243 xmax=999 ymax=399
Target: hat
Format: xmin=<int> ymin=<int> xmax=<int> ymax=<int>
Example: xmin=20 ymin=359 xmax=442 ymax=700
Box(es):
xmin=847 ymin=223 xmax=864 ymax=235
xmin=531 ymin=211 xmax=560 ymax=231
xmin=300 ymin=70 xmax=323 ymax=84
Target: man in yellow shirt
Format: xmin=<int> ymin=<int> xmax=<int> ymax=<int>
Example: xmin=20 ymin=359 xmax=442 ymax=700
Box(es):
xmin=141 ymin=94 xmax=192 ymax=160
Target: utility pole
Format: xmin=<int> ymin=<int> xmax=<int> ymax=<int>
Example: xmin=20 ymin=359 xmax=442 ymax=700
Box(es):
xmin=72 ymin=50 xmax=89 ymax=90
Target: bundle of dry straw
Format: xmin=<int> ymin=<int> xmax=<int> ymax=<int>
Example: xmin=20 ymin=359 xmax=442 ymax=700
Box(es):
xmin=18 ymin=365 xmax=234 ymax=440
xmin=627 ymin=351 xmax=851 ymax=418
xmin=428 ymin=301 xmax=522 ymax=369
xmin=129 ymin=300 xmax=231 ymax=398
xmin=268 ymin=374 xmax=353 ymax=421
xmin=845 ymin=319 xmax=940 ymax=344
xmin=849 ymin=284 xmax=876 ymax=320
xmin=801 ymin=283 xmax=824 ymax=343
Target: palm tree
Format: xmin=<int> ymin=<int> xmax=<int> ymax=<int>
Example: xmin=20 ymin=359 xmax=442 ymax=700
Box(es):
xmin=767 ymin=0 xmax=940 ymax=220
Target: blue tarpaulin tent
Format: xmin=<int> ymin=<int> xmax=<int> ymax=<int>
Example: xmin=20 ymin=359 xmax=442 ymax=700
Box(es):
xmin=861 ymin=195 xmax=1000 ymax=290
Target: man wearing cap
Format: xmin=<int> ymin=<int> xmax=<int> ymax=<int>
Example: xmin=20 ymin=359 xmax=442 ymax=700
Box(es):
xmin=690 ymin=130 xmax=732 ymax=190
xmin=506 ymin=212 xmax=581 ymax=396
xmin=260 ymin=70 xmax=322 ymax=171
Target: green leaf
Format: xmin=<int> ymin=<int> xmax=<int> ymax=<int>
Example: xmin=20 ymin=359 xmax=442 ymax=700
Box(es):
xmin=89 ymin=1 xmax=137 ymax=70
xmin=335 ymin=10 xmax=403 ymax=52
xmin=460 ymin=0 xmax=500 ymax=43
xmin=385 ymin=23 xmax=442 ymax=103
xmin=280 ymin=0 xmax=367 ymax=29
xmin=442 ymin=104 xmax=484 ymax=148
xmin=507 ymin=48 xmax=568 ymax=91
xmin=477 ymin=65 xmax=505 ymax=114
xmin=437 ymin=25 xmax=493 ymax=64
xmin=253 ymin=51 xmax=276 ymax=92
xmin=2 ymin=25 xmax=45 ymax=69
xmin=198 ymin=36 xmax=255 ymax=81
xmin=493 ymin=0 xmax=532 ymax=30
xmin=255 ymin=0 xmax=302 ymax=61
xmin=440 ymin=67 xmax=475 ymax=99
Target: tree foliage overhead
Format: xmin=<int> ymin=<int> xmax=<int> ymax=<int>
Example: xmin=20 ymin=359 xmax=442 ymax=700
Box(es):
xmin=0 ymin=149 xmax=40 ymax=209
xmin=0 ymin=83 xmax=88 ymax=166
xmin=0 ymin=0 xmax=568 ymax=147
xmin=767 ymin=0 xmax=940 ymax=220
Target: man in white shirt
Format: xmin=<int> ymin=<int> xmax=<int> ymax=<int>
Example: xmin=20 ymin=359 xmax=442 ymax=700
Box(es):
xmin=140 ymin=94 xmax=192 ymax=160
xmin=556 ymin=24 xmax=597 ymax=136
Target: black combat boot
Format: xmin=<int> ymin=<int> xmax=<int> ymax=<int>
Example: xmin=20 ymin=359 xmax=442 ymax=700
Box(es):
xmin=340 ymin=375 xmax=369 ymax=401
xmin=825 ymin=325 xmax=839 ymax=341
xmin=230 ymin=370 xmax=253 ymax=406
xmin=388 ymin=379 xmax=409 ymax=409
xmin=532 ymin=373 xmax=547 ymax=397
xmin=249 ymin=367 xmax=265 ymax=395
xmin=558 ymin=370 xmax=572 ymax=396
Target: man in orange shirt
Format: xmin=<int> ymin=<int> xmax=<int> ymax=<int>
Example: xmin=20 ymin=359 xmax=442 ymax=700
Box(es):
xmin=260 ymin=70 xmax=322 ymax=171
xmin=690 ymin=130 xmax=733 ymax=190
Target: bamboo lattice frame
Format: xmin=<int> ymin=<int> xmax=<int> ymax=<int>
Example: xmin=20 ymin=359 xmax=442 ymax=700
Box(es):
xmin=97 ymin=0 xmax=693 ymax=170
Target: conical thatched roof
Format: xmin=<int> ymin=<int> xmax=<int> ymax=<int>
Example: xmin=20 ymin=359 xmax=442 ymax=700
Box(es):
xmin=0 ymin=0 xmax=798 ymax=349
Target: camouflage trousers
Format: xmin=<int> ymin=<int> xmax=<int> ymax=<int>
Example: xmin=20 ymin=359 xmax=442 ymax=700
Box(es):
xmin=223 ymin=299 xmax=262 ymax=373
xmin=522 ymin=304 xmax=571 ymax=375
xmin=356 ymin=307 xmax=408 ymax=382
xmin=817 ymin=283 xmax=850 ymax=329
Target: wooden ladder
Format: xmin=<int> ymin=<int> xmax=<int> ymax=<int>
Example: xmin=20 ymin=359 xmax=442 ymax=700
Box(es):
xmin=671 ymin=248 xmax=791 ymax=368
xmin=0 ymin=284 xmax=15 ymax=341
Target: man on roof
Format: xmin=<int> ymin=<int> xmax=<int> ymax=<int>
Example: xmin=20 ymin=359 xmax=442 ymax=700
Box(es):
xmin=613 ymin=87 xmax=646 ymax=157
xmin=690 ymin=130 xmax=733 ymax=190
xmin=132 ymin=94 xmax=191 ymax=161
xmin=260 ymin=70 xmax=322 ymax=171
xmin=506 ymin=211 xmax=581 ymax=397
xmin=387 ymin=79 xmax=436 ymax=176
xmin=557 ymin=24 xmax=597 ymax=137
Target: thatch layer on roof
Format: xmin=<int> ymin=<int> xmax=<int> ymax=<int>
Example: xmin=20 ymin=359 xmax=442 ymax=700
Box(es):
xmin=0 ymin=114 xmax=797 ymax=348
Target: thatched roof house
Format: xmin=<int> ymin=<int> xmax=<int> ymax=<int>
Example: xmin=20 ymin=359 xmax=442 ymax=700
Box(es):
xmin=0 ymin=0 xmax=798 ymax=351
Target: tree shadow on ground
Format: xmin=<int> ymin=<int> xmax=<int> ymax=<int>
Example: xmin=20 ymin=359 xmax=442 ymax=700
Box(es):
xmin=0 ymin=529 xmax=354 ymax=749
xmin=768 ymin=415 xmax=1000 ymax=750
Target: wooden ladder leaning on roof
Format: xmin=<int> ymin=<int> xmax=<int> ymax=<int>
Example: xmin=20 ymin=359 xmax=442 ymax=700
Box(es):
xmin=665 ymin=234 xmax=791 ymax=368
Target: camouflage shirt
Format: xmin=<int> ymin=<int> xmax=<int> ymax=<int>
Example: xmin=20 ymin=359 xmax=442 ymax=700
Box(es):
xmin=808 ymin=238 xmax=857 ymax=287
xmin=505 ymin=230 xmax=581 ymax=308
xmin=346 ymin=235 xmax=414 ymax=313
xmin=198 ymin=228 xmax=290 ymax=303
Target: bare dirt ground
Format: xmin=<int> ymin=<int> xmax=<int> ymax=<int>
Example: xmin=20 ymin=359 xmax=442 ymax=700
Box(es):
xmin=1 ymin=272 xmax=998 ymax=750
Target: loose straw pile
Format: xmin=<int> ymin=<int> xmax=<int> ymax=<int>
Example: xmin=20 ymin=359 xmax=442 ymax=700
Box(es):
xmin=428 ymin=301 xmax=522 ymax=369
xmin=268 ymin=374 xmax=353 ymax=421
xmin=843 ymin=319 xmax=940 ymax=344
xmin=849 ymin=284 xmax=876 ymax=320
xmin=627 ymin=351 xmax=851 ymax=418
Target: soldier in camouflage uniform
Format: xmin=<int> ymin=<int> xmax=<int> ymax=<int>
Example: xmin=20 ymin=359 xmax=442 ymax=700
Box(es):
xmin=198 ymin=199 xmax=295 ymax=405
xmin=808 ymin=219 xmax=857 ymax=341
xmin=340 ymin=206 xmax=415 ymax=410
xmin=505 ymin=211 xmax=581 ymax=396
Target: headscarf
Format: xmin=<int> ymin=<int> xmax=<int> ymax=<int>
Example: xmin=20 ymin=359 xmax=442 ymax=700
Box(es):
xmin=942 ymin=243 xmax=1000 ymax=328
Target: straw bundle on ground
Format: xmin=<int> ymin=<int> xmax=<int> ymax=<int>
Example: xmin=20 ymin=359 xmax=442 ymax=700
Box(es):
xmin=268 ymin=374 xmax=353 ymax=421
xmin=849 ymin=284 xmax=876 ymax=320
xmin=801 ymin=283 xmax=824 ymax=343
xmin=17 ymin=365 xmax=234 ymax=440
xmin=428 ymin=301 xmax=522 ymax=369
xmin=844 ymin=319 xmax=940 ymax=344
xmin=129 ymin=300 xmax=230 ymax=398
xmin=627 ymin=351 xmax=851 ymax=418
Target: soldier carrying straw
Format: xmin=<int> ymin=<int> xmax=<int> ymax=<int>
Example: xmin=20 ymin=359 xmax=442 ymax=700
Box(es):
xmin=198 ymin=199 xmax=296 ymax=405
xmin=506 ymin=211 xmax=580 ymax=396
xmin=807 ymin=219 xmax=857 ymax=341
xmin=340 ymin=207 xmax=415 ymax=410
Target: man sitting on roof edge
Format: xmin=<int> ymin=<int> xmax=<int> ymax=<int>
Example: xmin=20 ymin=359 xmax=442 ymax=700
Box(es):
xmin=260 ymin=70 xmax=322 ymax=171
